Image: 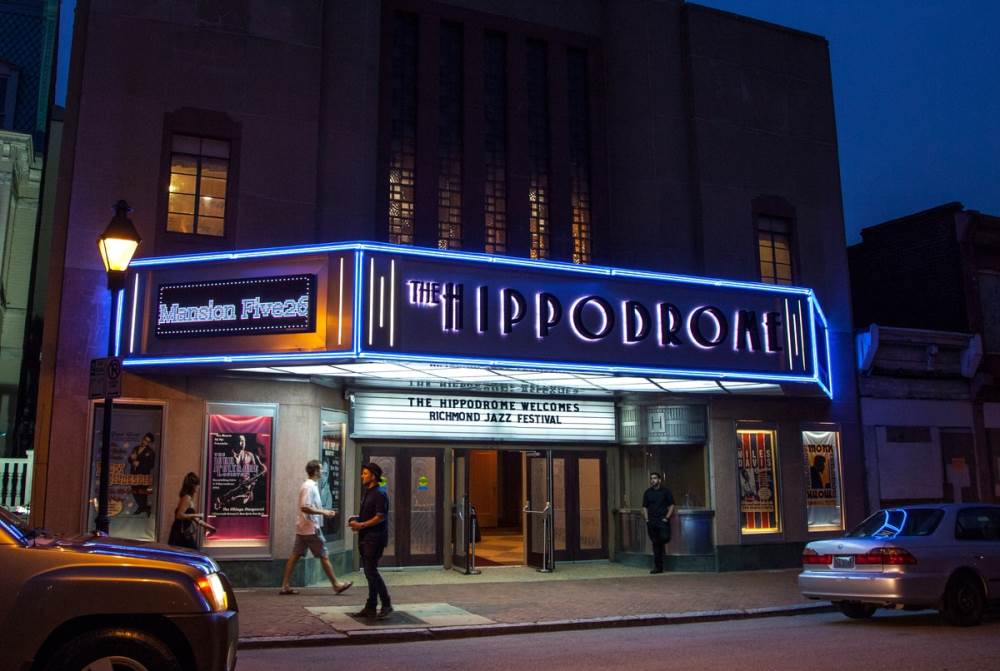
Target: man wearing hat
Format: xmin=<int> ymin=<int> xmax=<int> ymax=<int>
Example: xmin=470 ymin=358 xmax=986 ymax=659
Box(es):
xmin=349 ymin=461 xmax=392 ymax=619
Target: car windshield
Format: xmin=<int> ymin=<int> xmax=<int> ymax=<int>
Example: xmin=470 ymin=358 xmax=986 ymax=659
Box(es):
xmin=0 ymin=506 xmax=29 ymax=545
xmin=846 ymin=508 xmax=944 ymax=538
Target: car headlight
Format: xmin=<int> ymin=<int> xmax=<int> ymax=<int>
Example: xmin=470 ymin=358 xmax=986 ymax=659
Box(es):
xmin=196 ymin=572 xmax=229 ymax=612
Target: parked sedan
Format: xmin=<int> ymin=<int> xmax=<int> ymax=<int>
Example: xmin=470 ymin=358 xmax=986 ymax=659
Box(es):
xmin=0 ymin=506 xmax=239 ymax=670
xmin=799 ymin=504 xmax=1000 ymax=625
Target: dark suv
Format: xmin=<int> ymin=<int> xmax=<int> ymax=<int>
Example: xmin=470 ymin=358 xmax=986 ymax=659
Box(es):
xmin=0 ymin=507 xmax=238 ymax=670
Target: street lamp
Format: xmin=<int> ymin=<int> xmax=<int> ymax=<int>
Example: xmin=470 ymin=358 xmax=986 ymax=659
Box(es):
xmin=94 ymin=200 xmax=141 ymax=534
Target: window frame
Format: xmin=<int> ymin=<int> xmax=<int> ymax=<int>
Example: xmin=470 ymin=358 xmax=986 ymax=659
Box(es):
xmin=751 ymin=196 xmax=798 ymax=286
xmin=735 ymin=421 xmax=782 ymax=536
xmin=0 ymin=61 xmax=19 ymax=131
xmin=156 ymin=108 xmax=240 ymax=253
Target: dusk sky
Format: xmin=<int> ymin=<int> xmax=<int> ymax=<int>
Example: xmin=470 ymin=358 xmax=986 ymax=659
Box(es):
xmin=56 ymin=1 xmax=999 ymax=244
xmin=693 ymin=0 xmax=999 ymax=243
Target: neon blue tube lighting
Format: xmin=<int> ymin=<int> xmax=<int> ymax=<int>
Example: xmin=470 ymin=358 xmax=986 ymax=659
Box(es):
xmin=114 ymin=289 xmax=125 ymax=356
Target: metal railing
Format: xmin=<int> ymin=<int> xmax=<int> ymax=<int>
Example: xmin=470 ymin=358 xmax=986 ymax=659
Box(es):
xmin=0 ymin=450 xmax=33 ymax=512
xmin=523 ymin=501 xmax=554 ymax=573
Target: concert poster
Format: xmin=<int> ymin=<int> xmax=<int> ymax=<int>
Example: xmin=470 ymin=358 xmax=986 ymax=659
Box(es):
xmin=204 ymin=413 xmax=273 ymax=544
xmin=88 ymin=403 xmax=163 ymax=541
xmin=802 ymin=430 xmax=843 ymax=530
xmin=319 ymin=425 xmax=344 ymax=540
xmin=737 ymin=428 xmax=780 ymax=533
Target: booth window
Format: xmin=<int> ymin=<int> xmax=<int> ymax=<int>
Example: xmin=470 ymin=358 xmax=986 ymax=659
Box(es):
xmin=736 ymin=425 xmax=781 ymax=534
xmin=802 ymin=428 xmax=845 ymax=531
xmin=167 ymin=134 xmax=230 ymax=237
xmin=756 ymin=216 xmax=793 ymax=285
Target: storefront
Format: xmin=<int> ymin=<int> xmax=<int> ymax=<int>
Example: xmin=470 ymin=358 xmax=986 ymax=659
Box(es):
xmin=104 ymin=241 xmax=844 ymax=582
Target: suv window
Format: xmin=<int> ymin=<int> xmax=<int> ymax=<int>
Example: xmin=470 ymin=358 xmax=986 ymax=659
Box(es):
xmin=847 ymin=508 xmax=944 ymax=538
xmin=956 ymin=507 xmax=1000 ymax=541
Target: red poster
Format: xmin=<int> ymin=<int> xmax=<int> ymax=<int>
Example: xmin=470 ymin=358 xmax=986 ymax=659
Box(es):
xmin=205 ymin=414 xmax=272 ymax=543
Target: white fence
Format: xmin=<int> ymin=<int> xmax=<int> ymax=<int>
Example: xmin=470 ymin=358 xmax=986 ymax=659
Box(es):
xmin=0 ymin=450 xmax=33 ymax=511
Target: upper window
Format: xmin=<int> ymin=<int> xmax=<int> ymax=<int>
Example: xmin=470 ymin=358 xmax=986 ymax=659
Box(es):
xmin=388 ymin=13 xmax=418 ymax=245
xmin=167 ymin=134 xmax=230 ymax=237
xmin=756 ymin=216 xmax=793 ymax=285
xmin=0 ymin=62 xmax=18 ymax=131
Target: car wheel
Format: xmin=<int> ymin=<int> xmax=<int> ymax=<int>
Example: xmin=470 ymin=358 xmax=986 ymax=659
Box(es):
xmin=835 ymin=601 xmax=878 ymax=619
xmin=41 ymin=627 xmax=182 ymax=671
xmin=941 ymin=574 xmax=986 ymax=626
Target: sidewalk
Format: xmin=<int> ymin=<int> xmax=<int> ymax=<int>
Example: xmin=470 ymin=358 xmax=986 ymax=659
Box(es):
xmin=236 ymin=564 xmax=828 ymax=648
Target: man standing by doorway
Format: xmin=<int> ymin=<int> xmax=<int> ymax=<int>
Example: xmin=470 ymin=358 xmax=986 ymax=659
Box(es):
xmin=349 ymin=462 xmax=392 ymax=619
xmin=279 ymin=460 xmax=353 ymax=595
xmin=642 ymin=471 xmax=675 ymax=574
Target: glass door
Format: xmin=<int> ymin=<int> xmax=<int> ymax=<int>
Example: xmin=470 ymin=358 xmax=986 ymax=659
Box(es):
xmin=362 ymin=448 xmax=443 ymax=566
xmin=526 ymin=450 xmax=608 ymax=565
xmin=452 ymin=451 xmax=471 ymax=573
xmin=525 ymin=450 xmax=555 ymax=571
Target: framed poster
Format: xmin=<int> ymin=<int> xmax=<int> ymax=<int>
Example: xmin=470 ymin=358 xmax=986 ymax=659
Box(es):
xmin=202 ymin=403 xmax=276 ymax=552
xmin=87 ymin=402 xmax=164 ymax=541
xmin=802 ymin=428 xmax=844 ymax=531
xmin=319 ymin=409 xmax=347 ymax=541
xmin=736 ymin=426 xmax=781 ymax=534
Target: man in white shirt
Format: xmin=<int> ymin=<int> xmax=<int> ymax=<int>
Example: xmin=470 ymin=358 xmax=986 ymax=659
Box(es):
xmin=279 ymin=460 xmax=352 ymax=595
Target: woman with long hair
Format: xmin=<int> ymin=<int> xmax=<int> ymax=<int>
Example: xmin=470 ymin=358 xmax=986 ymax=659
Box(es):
xmin=168 ymin=472 xmax=215 ymax=549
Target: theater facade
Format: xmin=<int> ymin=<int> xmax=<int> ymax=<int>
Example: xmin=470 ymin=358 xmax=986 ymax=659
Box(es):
xmin=71 ymin=239 xmax=852 ymax=582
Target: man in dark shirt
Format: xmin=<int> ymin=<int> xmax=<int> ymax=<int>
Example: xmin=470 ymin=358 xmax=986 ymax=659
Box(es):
xmin=349 ymin=462 xmax=392 ymax=619
xmin=642 ymin=471 xmax=675 ymax=574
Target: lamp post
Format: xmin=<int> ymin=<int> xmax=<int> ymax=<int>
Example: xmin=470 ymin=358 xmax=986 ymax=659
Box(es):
xmin=94 ymin=200 xmax=141 ymax=534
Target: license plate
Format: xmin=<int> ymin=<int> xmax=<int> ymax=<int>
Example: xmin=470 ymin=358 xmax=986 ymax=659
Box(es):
xmin=833 ymin=555 xmax=855 ymax=569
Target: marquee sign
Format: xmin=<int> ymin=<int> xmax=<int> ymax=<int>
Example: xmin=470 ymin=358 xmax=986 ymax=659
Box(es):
xmin=350 ymin=391 xmax=617 ymax=442
xmin=122 ymin=243 xmax=832 ymax=397
xmin=156 ymin=274 xmax=317 ymax=338
xmin=361 ymin=251 xmax=828 ymax=387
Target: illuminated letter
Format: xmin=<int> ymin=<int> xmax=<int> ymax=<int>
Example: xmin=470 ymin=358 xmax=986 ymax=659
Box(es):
xmin=688 ymin=306 xmax=727 ymax=349
xmin=571 ymin=295 xmax=614 ymax=341
xmin=735 ymin=310 xmax=761 ymax=352
xmin=501 ymin=288 xmax=526 ymax=335
xmin=477 ymin=285 xmax=489 ymax=333
xmin=442 ymin=282 xmax=464 ymax=332
xmin=656 ymin=303 xmax=683 ymax=347
xmin=537 ymin=292 xmax=563 ymax=338
xmin=764 ymin=311 xmax=783 ymax=353
xmin=624 ymin=300 xmax=650 ymax=344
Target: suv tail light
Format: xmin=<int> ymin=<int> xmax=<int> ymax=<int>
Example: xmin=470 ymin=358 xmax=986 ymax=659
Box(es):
xmin=854 ymin=547 xmax=917 ymax=565
xmin=802 ymin=548 xmax=832 ymax=565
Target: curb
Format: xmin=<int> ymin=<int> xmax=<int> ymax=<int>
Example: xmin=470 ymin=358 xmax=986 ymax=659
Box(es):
xmin=238 ymin=602 xmax=834 ymax=650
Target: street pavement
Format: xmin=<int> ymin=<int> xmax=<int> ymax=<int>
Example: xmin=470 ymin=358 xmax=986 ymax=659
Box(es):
xmin=236 ymin=610 xmax=1000 ymax=670
xmin=235 ymin=564 xmax=833 ymax=647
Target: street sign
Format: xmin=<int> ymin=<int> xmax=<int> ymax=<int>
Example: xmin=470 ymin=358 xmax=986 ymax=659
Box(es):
xmin=89 ymin=357 xmax=122 ymax=400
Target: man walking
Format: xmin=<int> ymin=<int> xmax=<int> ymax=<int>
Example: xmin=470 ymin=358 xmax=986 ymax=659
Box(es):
xmin=279 ymin=460 xmax=353 ymax=595
xmin=349 ymin=462 xmax=392 ymax=619
xmin=642 ymin=471 xmax=675 ymax=574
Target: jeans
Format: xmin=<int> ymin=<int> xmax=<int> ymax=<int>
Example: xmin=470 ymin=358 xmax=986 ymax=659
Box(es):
xmin=360 ymin=542 xmax=390 ymax=609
